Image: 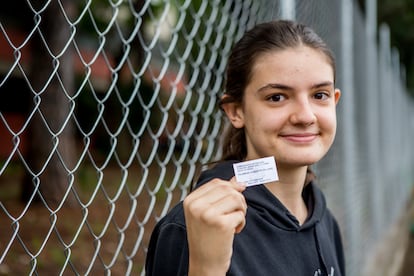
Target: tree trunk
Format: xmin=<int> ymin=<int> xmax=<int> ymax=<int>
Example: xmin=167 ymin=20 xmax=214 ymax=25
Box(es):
xmin=21 ymin=0 xmax=76 ymax=208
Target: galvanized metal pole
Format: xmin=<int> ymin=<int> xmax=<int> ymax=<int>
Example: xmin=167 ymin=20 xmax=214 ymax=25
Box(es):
xmin=365 ymin=0 xmax=382 ymax=241
xmin=340 ymin=0 xmax=359 ymax=274
xmin=280 ymin=0 xmax=296 ymax=20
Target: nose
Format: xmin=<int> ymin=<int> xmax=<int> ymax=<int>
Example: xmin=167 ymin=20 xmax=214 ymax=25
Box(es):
xmin=289 ymin=98 xmax=317 ymax=126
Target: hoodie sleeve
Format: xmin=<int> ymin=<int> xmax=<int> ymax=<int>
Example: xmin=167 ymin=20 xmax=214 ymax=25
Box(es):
xmin=145 ymin=204 xmax=189 ymax=276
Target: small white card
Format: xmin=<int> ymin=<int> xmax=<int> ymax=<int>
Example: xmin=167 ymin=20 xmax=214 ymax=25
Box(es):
xmin=233 ymin=156 xmax=279 ymax=187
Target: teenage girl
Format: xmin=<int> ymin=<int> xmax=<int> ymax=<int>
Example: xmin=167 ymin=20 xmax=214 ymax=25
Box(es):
xmin=146 ymin=20 xmax=344 ymax=276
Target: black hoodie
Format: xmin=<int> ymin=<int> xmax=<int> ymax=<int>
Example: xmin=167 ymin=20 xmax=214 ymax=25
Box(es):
xmin=145 ymin=160 xmax=345 ymax=276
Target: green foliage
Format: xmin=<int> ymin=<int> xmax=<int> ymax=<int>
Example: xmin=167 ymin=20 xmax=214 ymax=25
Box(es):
xmin=378 ymin=0 xmax=414 ymax=94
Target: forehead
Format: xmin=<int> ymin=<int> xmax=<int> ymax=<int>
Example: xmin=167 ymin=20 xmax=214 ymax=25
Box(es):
xmin=250 ymin=46 xmax=334 ymax=85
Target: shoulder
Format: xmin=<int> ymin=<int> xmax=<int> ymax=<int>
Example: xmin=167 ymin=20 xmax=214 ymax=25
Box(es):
xmin=306 ymin=181 xmax=342 ymax=232
xmin=147 ymin=201 xmax=187 ymax=251
xmin=150 ymin=160 xmax=238 ymax=237
xmin=145 ymin=202 xmax=188 ymax=275
xmin=310 ymin=182 xmax=343 ymax=244
xmin=152 ymin=201 xmax=186 ymax=234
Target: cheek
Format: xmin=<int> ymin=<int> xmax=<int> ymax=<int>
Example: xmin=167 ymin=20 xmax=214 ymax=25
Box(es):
xmin=319 ymin=109 xmax=337 ymax=134
xmin=245 ymin=110 xmax=282 ymax=133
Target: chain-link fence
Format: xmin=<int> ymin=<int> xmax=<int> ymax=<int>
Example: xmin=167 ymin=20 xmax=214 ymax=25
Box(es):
xmin=1 ymin=0 xmax=413 ymax=275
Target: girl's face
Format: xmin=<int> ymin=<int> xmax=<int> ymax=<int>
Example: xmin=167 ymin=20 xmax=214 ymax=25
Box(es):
xmin=225 ymin=46 xmax=341 ymax=169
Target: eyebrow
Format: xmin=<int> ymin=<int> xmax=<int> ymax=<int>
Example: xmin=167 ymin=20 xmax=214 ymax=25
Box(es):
xmin=257 ymin=81 xmax=334 ymax=93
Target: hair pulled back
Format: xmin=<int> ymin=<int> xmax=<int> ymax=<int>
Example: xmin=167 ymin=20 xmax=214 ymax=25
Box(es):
xmin=220 ymin=20 xmax=335 ymax=161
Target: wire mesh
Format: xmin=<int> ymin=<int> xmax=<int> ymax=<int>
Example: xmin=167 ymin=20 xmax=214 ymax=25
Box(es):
xmin=0 ymin=0 xmax=413 ymax=275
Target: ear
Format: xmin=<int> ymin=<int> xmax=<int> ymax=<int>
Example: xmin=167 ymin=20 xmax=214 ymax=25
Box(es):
xmin=220 ymin=95 xmax=245 ymax=129
xmin=334 ymin=88 xmax=341 ymax=105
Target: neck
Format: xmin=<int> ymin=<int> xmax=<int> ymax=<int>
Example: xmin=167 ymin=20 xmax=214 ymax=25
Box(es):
xmin=265 ymin=165 xmax=308 ymax=225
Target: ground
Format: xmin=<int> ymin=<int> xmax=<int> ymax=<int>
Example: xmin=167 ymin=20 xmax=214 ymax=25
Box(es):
xmin=399 ymin=223 xmax=414 ymax=276
xmin=0 ymin=163 xmax=188 ymax=275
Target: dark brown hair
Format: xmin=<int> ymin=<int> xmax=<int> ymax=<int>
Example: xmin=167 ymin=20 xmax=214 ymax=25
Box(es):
xmin=220 ymin=20 xmax=335 ymax=161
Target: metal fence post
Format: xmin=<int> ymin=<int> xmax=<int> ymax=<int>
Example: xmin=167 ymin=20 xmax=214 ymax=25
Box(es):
xmin=280 ymin=0 xmax=296 ymax=20
xmin=340 ymin=0 xmax=359 ymax=274
xmin=365 ymin=0 xmax=383 ymax=242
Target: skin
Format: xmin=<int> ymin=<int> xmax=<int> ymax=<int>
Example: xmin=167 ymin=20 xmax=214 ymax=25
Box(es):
xmin=184 ymin=178 xmax=246 ymax=276
xmin=184 ymin=45 xmax=341 ymax=276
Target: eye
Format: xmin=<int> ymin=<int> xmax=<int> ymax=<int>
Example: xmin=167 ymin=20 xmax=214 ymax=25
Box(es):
xmin=267 ymin=94 xmax=286 ymax=102
xmin=313 ymin=91 xmax=330 ymax=100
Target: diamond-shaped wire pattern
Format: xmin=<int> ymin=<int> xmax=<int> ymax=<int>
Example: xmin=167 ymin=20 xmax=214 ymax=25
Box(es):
xmin=0 ymin=0 xmax=413 ymax=275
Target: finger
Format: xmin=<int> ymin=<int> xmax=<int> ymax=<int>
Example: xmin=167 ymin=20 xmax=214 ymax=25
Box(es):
xmin=199 ymin=192 xmax=247 ymax=226
xmin=186 ymin=178 xmax=244 ymax=206
xmin=214 ymin=210 xmax=246 ymax=234
xmin=233 ymin=211 xmax=246 ymax=233
xmin=186 ymin=183 xmax=247 ymax=218
xmin=230 ymin=176 xmax=247 ymax=192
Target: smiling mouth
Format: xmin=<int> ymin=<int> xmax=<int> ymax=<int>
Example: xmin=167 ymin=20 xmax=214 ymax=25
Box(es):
xmin=280 ymin=133 xmax=319 ymax=143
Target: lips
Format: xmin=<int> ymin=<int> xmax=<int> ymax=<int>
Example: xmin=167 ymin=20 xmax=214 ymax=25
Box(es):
xmin=279 ymin=133 xmax=319 ymax=143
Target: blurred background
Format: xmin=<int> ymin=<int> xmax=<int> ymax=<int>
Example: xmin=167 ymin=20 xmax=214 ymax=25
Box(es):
xmin=0 ymin=0 xmax=414 ymax=275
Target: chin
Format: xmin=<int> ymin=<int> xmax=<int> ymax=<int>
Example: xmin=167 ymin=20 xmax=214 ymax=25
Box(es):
xmin=277 ymin=155 xmax=324 ymax=167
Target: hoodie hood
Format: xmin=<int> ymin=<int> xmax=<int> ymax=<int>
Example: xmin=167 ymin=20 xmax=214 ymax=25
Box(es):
xmin=244 ymin=182 xmax=325 ymax=231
